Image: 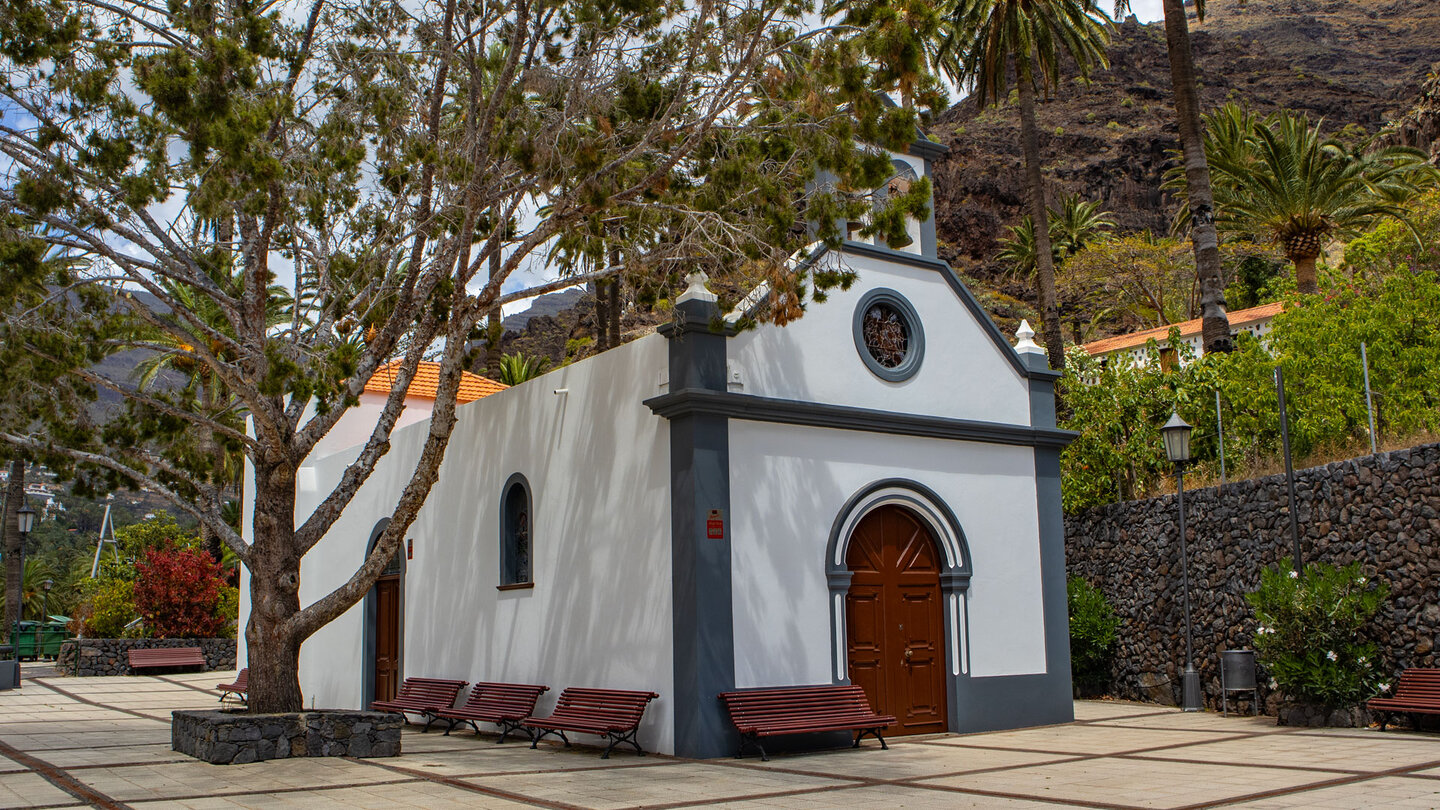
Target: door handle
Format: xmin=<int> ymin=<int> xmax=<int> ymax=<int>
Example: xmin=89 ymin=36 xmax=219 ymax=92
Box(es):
xmin=904 ymin=649 xmax=913 ymax=661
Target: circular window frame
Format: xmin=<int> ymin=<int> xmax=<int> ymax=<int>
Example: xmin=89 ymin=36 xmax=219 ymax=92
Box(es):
xmin=852 ymin=288 xmax=925 ymax=382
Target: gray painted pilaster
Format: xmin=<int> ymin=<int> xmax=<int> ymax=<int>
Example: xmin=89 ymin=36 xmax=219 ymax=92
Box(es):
xmin=658 ymin=294 xmax=736 ymax=759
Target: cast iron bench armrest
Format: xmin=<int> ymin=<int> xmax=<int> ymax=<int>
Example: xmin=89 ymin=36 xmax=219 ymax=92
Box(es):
xmin=719 ymin=685 xmax=896 ymax=760
xmin=370 ymin=677 xmax=468 ymax=731
xmin=127 ymin=647 xmax=206 ymax=672
xmin=216 ymin=668 xmax=249 ymax=703
xmin=431 ymin=682 xmax=550 ymax=742
xmin=1368 ymin=669 xmax=1440 ymax=730
xmin=522 ymin=687 xmax=659 ymax=758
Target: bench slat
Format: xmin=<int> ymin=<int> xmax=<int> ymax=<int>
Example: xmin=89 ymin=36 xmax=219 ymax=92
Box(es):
xmin=719 ymin=685 xmax=895 ymax=758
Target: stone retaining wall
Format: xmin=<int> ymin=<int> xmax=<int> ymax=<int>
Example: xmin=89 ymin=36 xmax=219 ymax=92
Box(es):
xmin=172 ymin=710 xmax=401 ymax=764
xmin=1065 ymin=441 xmax=1440 ymax=710
xmin=58 ymin=638 xmax=236 ymax=676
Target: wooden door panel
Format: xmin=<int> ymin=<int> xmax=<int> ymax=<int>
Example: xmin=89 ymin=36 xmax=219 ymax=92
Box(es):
xmin=374 ymin=576 xmax=401 ymax=703
xmin=845 ymin=505 xmax=948 ymax=736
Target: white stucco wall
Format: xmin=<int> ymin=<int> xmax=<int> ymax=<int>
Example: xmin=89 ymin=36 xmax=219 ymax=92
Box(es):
xmin=242 ymin=333 xmax=676 ymax=752
xmin=309 ymin=391 xmax=437 ymax=461
xmin=728 ymin=249 xmax=1031 ymax=425
xmin=728 ymin=421 xmax=1047 ymax=688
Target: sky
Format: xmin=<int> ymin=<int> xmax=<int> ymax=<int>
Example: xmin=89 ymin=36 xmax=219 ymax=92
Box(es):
xmin=2 ymin=0 xmax=1168 ymax=320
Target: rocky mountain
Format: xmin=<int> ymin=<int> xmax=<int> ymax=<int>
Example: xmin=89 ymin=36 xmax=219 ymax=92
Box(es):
xmin=501 ymin=288 xmax=585 ymax=333
xmin=1380 ymin=69 xmax=1440 ymax=162
xmin=930 ymin=0 xmax=1440 ymax=317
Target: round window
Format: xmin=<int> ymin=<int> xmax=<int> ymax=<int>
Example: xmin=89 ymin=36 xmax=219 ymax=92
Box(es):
xmin=852 ymin=289 xmax=924 ymax=381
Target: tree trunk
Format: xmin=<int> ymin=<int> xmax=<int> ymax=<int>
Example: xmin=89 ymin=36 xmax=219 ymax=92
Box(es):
xmin=244 ymin=460 xmax=304 ymax=713
xmin=485 ymin=251 xmax=503 ymax=380
xmin=593 ymin=280 xmax=611 ymax=352
xmin=1015 ymin=62 xmax=1065 ymax=370
xmin=607 ymin=244 xmax=622 ymax=348
xmin=3 ymin=460 xmax=23 ymax=644
xmin=1292 ymin=255 xmax=1319 ymax=295
xmin=1161 ymin=0 xmax=1233 ymax=354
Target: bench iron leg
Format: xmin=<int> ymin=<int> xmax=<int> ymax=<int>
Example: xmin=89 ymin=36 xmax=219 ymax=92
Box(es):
xmin=530 ymin=728 xmax=570 ymax=749
xmin=496 ymin=720 xmax=521 ymax=744
xmin=602 ymin=728 xmax=645 ymax=759
xmin=735 ymin=733 xmax=767 ymax=761
xmin=852 ymin=728 xmax=888 ymax=750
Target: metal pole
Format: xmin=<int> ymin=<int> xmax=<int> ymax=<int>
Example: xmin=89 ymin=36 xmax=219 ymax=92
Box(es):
xmin=1177 ymin=466 xmax=1201 ymax=711
xmin=1275 ymin=368 xmax=1304 ymax=570
xmin=1215 ymin=389 xmax=1226 ymax=487
xmin=1362 ymin=342 xmax=1377 ymax=455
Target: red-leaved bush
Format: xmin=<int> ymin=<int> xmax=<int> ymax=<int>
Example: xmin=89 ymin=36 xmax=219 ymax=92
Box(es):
xmin=133 ymin=547 xmax=229 ymax=639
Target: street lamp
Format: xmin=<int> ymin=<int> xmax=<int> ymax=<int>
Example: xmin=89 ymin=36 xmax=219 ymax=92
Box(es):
xmin=1161 ymin=412 xmax=1202 ymax=712
xmin=36 ymin=579 xmax=53 ymax=659
xmin=14 ymin=502 xmax=36 ymax=647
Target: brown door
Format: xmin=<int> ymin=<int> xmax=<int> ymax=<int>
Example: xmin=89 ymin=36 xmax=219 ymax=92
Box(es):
xmin=845 ymin=505 xmax=948 ymax=735
xmin=374 ymin=575 xmax=401 ymax=703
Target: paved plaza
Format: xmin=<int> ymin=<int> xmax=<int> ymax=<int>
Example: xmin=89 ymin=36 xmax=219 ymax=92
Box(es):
xmin=2 ymin=672 xmax=1440 ymax=809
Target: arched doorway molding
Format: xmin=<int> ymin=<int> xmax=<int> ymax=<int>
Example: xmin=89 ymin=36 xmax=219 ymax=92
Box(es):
xmin=826 ymin=480 xmax=972 ymax=706
xmin=361 ymin=518 xmax=404 ymax=707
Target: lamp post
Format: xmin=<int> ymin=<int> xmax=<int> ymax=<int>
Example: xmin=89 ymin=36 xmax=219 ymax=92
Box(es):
xmin=14 ymin=503 xmax=35 ymax=647
xmin=1161 ymin=412 xmax=1203 ymax=712
xmin=36 ymin=579 xmax=52 ymax=658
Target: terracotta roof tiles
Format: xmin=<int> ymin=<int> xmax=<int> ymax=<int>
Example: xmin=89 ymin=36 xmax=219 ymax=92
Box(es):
xmin=1082 ymin=302 xmax=1285 ymax=356
xmin=362 ymin=360 xmax=508 ymax=404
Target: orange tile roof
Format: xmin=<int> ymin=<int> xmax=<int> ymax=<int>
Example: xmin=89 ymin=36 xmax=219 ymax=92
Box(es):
xmin=1082 ymin=302 xmax=1286 ymax=356
xmin=362 ymin=360 xmax=508 ymax=404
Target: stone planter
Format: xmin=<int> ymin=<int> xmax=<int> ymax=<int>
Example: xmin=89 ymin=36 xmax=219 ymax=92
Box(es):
xmin=172 ymin=709 xmax=402 ymax=764
xmin=1274 ymin=701 xmax=1372 ymax=728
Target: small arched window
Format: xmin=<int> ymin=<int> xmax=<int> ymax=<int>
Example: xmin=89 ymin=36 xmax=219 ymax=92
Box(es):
xmin=499 ymin=474 xmax=533 ymax=589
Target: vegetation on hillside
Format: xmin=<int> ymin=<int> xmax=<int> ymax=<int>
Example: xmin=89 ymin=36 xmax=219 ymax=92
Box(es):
xmin=1060 ymin=201 xmax=1440 ymax=511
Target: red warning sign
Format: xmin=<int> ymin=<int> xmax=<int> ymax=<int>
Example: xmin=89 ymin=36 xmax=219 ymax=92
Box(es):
xmin=706 ymin=509 xmax=725 ymax=539
xmin=406 ymin=537 xmax=414 ymax=560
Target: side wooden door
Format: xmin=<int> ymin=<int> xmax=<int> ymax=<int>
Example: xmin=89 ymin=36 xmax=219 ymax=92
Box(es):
xmin=374 ymin=575 xmax=401 ymax=703
xmin=845 ymin=505 xmax=948 ymax=735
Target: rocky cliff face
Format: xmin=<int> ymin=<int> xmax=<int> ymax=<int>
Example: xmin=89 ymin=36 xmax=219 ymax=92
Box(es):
xmin=931 ymin=0 xmax=1440 ymax=297
xmin=1380 ymin=69 xmax=1440 ymax=163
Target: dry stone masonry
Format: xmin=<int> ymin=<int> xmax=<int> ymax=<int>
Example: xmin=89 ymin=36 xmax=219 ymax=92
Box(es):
xmin=172 ymin=710 xmax=402 ymax=764
xmin=1066 ymin=442 xmax=1440 ymax=711
xmin=58 ymin=638 xmax=236 ymax=676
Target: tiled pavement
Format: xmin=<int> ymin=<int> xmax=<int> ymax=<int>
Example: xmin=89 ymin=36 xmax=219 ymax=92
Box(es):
xmin=2 ymin=673 xmax=1439 ymax=809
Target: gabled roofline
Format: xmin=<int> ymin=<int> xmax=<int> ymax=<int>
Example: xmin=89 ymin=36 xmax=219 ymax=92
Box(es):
xmin=839 ymin=240 xmax=1058 ymax=381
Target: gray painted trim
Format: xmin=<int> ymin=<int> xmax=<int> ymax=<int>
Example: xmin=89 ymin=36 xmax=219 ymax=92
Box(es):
xmin=499 ymin=472 xmax=534 ymax=587
xmin=841 ymin=240 xmax=1062 ymax=382
xmin=908 ymin=138 xmax=949 ymax=161
xmin=953 ymin=446 xmax=1075 ymax=732
xmin=361 ymin=518 xmax=403 ymax=709
xmin=852 ymin=288 xmax=926 ymax=382
xmin=658 ymin=296 xmax=738 ymax=760
xmin=643 ymin=389 xmax=1076 ymax=449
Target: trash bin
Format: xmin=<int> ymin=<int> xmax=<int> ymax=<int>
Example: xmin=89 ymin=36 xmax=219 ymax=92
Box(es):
xmin=0 ymin=645 xmax=18 ymax=690
xmin=1220 ymin=649 xmax=1259 ymax=716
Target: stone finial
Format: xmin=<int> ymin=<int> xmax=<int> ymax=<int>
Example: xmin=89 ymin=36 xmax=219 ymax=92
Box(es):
xmin=676 ymin=270 xmax=717 ymax=304
xmin=1014 ymin=319 xmax=1045 ymax=355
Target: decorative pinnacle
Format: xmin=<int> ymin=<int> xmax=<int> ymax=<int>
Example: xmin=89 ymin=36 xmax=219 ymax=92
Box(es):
xmin=676 ymin=270 xmax=717 ymax=304
xmin=1014 ymin=319 xmax=1045 ymax=355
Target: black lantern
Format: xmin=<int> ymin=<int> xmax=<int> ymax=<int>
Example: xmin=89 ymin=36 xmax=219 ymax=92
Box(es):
xmin=16 ymin=503 xmax=35 ymax=536
xmin=1160 ymin=412 xmax=1193 ymax=465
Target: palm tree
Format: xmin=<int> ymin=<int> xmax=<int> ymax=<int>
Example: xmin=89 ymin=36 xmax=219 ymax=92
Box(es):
xmin=497 ymin=353 xmax=552 ymax=386
xmin=1113 ymin=0 xmax=1232 ymax=354
xmin=997 ymin=194 xmax=1115 ymax=276
xmin=1203 ymin=107 xmax=1434 ymax=294
xmin=939 ymin=0 xmax=1112 ymax=369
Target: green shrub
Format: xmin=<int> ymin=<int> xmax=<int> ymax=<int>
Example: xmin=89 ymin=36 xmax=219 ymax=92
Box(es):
xmin=75 ymin=578 xmax=138 ymax=638
xmin=1246 ymin=559 xmax=1389 ymax=707
xmin=1068 ymin=576 xmax=1120 ymax=694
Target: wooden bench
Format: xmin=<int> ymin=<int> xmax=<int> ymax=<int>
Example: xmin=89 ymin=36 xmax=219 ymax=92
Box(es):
xmin=216 ymin=668 xmax=248 ymax=703
xmin=718 ymin=684 xmax=896 ymax=761
xmin=523 ymin=687 xmax=659 ymax=758
xmin=127 ymin=647 xmax=205 ymax=673
xmin=431 ymin=682 xmax=550 ymax=741
xmin=369 ymin=677 xmax=468 ymax=730
xmin=1368 ymin=668 xmax=1440 ymax=730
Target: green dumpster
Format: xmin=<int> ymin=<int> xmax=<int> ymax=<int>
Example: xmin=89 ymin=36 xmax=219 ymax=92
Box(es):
xmin=10 ymin=620 xmax=71 ymax=660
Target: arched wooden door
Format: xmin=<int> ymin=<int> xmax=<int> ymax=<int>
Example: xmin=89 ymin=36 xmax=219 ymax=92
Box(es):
xmin=845 ymin=505 xmax=948 ymax=735
xmin=371 ymin=549 xmax=403 ymax=703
